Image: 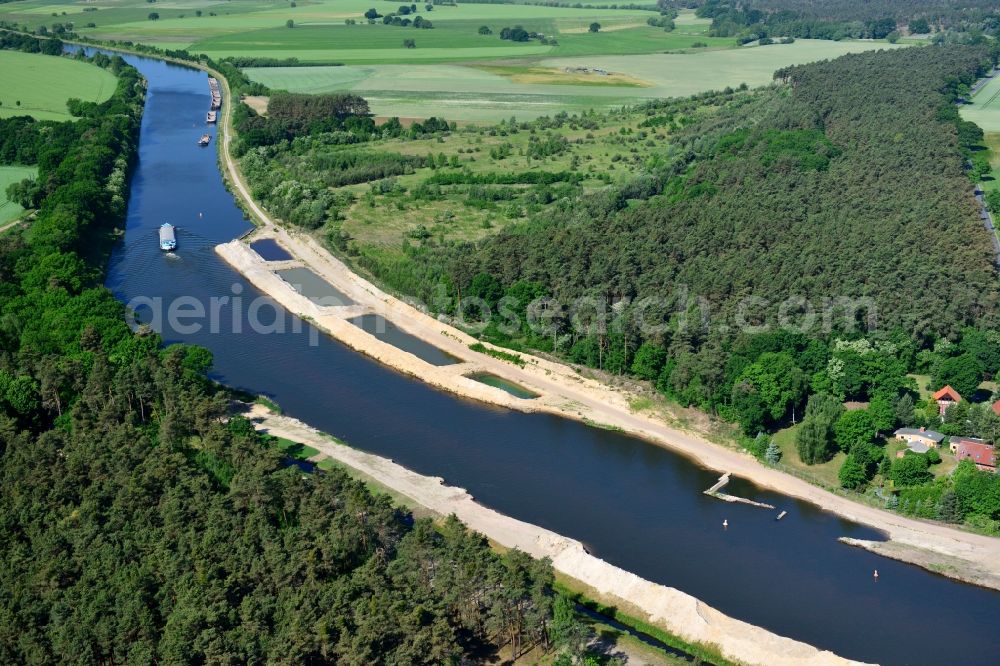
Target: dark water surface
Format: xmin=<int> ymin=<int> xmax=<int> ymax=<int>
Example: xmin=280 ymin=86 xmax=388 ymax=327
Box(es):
xmin=275 ymin=267 xmax=354 ymax=305
xmin=349 ymin=314 xmax=459 ymax=366
xmin=250 ymin=238 xmax=293 ymax=261
xmin=97 ymin=50 xmax=999 ymax=665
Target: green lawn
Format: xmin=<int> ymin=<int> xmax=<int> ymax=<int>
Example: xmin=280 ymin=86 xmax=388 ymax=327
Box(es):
xmin=0 ymin=51 xmax=118 ymax=121
xmin=0 ymin=165 xmax=36 ymax=226
xmin=885 ymin=439 xmax=957 ymax=479
xmin=772 ymin=423 xmax=847 ymax=488
xmin=908 ymin=373 xmax=933 ymax=401
xmin=268 ymin=435 xmax=321 ymax=461
xmin=981 ymin=131 xmax=1000 ymax=193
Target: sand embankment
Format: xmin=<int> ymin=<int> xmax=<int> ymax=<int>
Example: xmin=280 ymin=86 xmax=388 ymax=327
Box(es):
xmin=248 ymin=404 xmax=871 ymax=666
xmin=215 ymin=230 xmax=1000 ymax=594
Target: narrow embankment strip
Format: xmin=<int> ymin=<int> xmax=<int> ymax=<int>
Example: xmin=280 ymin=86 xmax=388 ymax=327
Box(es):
xmin=248 ymin=405 xmax=872 ymax=666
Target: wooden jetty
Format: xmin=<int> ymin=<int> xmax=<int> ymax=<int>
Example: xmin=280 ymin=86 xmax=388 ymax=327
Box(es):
xmin=706 ymin=472 xmax=731 ymax=494
xmin=703 ymin=472 xmax=776 ymax=510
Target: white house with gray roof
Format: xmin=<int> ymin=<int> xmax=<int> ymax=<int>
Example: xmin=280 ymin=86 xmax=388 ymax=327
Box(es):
xmin=894 ymin=427 xmax=945 ymax=453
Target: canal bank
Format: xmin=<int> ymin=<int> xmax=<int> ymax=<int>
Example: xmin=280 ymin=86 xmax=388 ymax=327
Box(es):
xmin=246 ymin=404 xmax=868 ymax=666
xmin=216 ymin=221 xmax=1000 ymax=596
xmin=84 ymin=44 xmax=1000 ymax=666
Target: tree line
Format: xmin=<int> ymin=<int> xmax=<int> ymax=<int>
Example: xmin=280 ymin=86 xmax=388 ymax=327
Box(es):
xmin=679 ymin=0 xmax=1000 ymax=42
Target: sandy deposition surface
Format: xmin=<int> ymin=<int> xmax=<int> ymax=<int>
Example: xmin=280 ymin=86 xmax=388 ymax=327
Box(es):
xmin=248 ymin=404 xmax=870 ymax=666
xmin=840 ymin=537 xmax=1000 ymax=590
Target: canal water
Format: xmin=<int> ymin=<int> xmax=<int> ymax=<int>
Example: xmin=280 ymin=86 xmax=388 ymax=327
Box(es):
xmin=98 ymin=51 xmax=999 ymax=665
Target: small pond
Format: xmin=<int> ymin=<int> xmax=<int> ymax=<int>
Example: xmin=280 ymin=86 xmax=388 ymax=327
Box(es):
xmin=275 ymin=267 xmax=354 ymax=306
xmin=350 ymin=314 xmax=459 ymax=366
xmin=467 ymin=372 xmax=539 ymax=399
xmin=250 ymin=238 xmax=293 ymax=261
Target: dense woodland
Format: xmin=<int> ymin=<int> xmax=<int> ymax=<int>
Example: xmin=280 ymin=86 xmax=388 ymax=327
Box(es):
xmin=235 ymin=92 xmax=374 ymax=148
xmin=450 ymin=46 xmax=1000 ymax=371
xmin=0 ymin=36 xmax=602 ymax=664
xmin=672 ymin=0 xmax=1000 ymax=42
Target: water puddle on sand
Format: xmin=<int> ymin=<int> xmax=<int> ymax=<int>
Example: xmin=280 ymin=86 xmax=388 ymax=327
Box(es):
xmin=466 ymin=372 xmax=539 ymax=399
xmin=349 ymin=314 xmax=460 ymax=366
xmin=250 ymin=238 xmax=293 ymax=261
xmin=275 ymin=267 xmax=354 ymax=306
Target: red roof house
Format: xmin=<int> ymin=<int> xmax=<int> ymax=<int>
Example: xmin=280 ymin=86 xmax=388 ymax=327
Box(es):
xmin=992 ymin=399 xmax=1000 ymax=416
xmin=955 ymin=440 xmax=997 ymax=473
xmin=948 ymin=436 xmax=987 ymax=454
xmin=932 ymin=385 xmax=962 ymax=416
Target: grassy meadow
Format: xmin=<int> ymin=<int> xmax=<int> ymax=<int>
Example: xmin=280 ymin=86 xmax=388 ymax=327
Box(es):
xmin=335 ymin=109 xmax=672 ymax=254
xmin=0 ymin=50 xmax=118 ymax=121
xmin=771 ymin=424 xmax=847 ymax=489
xmin=0 ymin=165 xmax=36 ymax=226
xmin=240 ymin=92 xmax=732 ymax=286
xmin=246 ymin=39 xmax=905 ymax=121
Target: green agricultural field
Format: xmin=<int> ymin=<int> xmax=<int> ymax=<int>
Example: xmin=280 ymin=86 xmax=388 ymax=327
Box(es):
xmin=0 ymin=165 xmax=37 ymax=226
xmin=540 ymin=39 xmax=908 ymax=96
xmin=961 ymin=71 xmax=1000 ymax=133
xmin=0 ymin=51 xmax=118 ymax=121
xmin=960 ymin=73 xmax=1000 ymax=192
xmin=185 ymin=20 xmax=731 ymax=64
xmin=246 ymin=39 xmax=905 ymax=121
xmin=189 ymin=21 xmax=554 ymax=63
xmin=0 ymin=0 xmax=658 ymax=57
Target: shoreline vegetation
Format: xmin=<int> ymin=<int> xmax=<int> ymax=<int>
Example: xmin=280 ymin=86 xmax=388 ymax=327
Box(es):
xmin=214 ymin=220 xmax=1000 ymax=596
xmin=253 ymin=400 xmax=726 ymax=666
xmin=218 ymin=38 xmax=1000 ymax=539
xmin=183 ymin=24 xmax=1000 ymax=652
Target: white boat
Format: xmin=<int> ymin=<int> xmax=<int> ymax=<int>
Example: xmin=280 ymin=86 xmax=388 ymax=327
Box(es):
xmin=159 ymin=223 xmax=177 ymax=251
